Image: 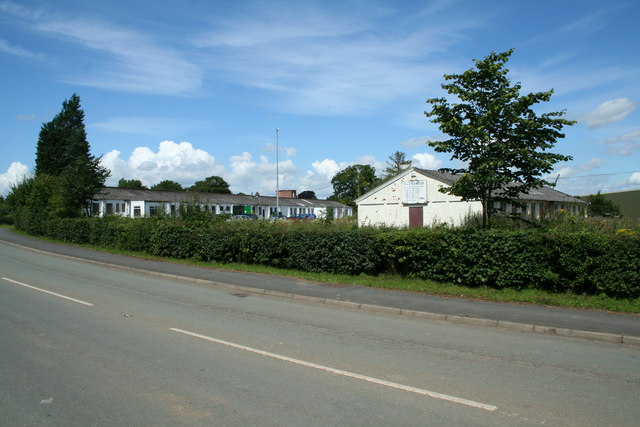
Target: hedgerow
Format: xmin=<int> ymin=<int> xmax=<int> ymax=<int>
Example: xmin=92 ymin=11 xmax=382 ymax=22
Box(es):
xmin=26 ymin=217 xmax=640 ymax=299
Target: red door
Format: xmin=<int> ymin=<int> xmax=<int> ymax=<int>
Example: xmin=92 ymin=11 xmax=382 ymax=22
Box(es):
xmin=409 ymin=207 xmax=423 ymax=228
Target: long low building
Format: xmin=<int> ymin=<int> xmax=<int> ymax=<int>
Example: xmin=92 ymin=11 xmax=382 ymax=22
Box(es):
xmin=355 ymin=167 xmax=587 ymax=227
xmin=91 ymin=187 xmax=352 ymax=219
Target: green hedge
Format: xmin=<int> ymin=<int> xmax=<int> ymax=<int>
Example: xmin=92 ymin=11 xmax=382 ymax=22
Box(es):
xmin=34 ymin=217 xmax=639 ymax=298
xmin=376 ymin=228 xmax=639 ymax=298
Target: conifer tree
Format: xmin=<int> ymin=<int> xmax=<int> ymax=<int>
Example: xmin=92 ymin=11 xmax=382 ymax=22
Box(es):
xmin=383 ymin=151 xmax=412 ymax=180
xmin=33 ymin=94 xmax=110 ymax=215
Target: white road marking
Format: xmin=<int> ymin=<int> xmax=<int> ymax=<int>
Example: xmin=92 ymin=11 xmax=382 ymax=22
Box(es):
xmin=2 ymin=277 xmax=94 ymax=306
xmin=170 ymin=327 xmax=498 ymax=412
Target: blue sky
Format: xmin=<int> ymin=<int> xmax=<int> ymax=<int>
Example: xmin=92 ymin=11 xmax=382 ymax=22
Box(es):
xmin=1 ymin=0 xmax=639 ymax=198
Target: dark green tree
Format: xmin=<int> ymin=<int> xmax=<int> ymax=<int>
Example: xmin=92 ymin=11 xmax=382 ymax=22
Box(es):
xmin=425 ymin=49 xmax=575 ymax=228
xmin=188 ymin=176 xmax=231 ymax=194
xmin=298 ymin=190 xmax=317 ymax=199
xmin=7 ymin=175 xmax=66 ymax=234
xmin=585 ymin=192 xmax=622 ymax=217
xmin=383 ymin=151 xmax=412 ymax=180
xmin=330 ymin=164 xmax=379 ymax=207
xmin=118 ymin=178 xmax=147 ymax=189
xmin=0 ymin=196 xmax=12 ymax=224
xmin=35 ymin=94 xmax=110 ymax=217
xmin=151 ymin=180 xmax=183 ymax=191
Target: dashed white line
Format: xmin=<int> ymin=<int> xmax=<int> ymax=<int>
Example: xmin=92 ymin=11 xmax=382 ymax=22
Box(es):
xmin=2 ymin=277 xmax=94 ymax=306
xmin=170 ymin=327 xmax=497 ymax=412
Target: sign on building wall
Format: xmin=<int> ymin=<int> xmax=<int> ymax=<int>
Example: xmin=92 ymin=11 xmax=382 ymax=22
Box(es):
xmin=403 ymin=180 xmax=427 ymax=204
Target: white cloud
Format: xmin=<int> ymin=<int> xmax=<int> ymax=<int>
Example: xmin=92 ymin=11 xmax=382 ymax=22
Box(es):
xmin=412 ymin=152 xmax=442 ymax=169
xmin=100 ymin=141 xmax=224 ymax=188
xmin=605 ymin=129 xmax=640 ymax=156
xmin=227 ymin=152 xmax=297 ymax=196
xmin=310 ymin=159 xmax=344 ymax=179
xmin=628 ymin=172 xmax=640 ymax=185
xmin=299 ymin=158 xmax=348 ymax=197
xmin=581 ymin=98 xmax=637 ymax=129
xmin=0 ymin=162 xmax=30 ymax=195
xmin=97 ymin=141 xmax=373 ymax=198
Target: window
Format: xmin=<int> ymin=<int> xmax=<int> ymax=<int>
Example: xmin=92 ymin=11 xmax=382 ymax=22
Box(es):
xmin=106 ymin=203 xmax=114 ymax=215
xmin=134 ymin=207 xmax=141 ymax=217
xmin=149 ymin=205 xmax=158 ymax=216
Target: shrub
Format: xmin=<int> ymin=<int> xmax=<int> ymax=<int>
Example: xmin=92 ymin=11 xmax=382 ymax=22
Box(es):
xmin=24 ymin=216 xmax=640 ymax=299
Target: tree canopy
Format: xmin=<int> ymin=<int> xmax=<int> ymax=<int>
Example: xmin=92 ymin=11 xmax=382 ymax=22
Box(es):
xmin=585 ymin=192 xmax=622 ymax=217
xmin=188 ymin=176 xmax=231 ymax=194
xmin=425 ymin=49 xmax=574 ymax=228
xmin=298 ymin=190 xmax=317 ymax=200
xmin=383 ymin=151 xmax=412 ymax=180
xmin=118 ymin=178 xmax=147 ymax=189
xmin=151 ymin=180 xmax=183 ymax=191
xmin=35 ymin=94 xmax=89 ymax=176
xmin=12 ymin=93 xmax=110 ymax=225
xmin=330 ymin=164 xmax=379 ymax=207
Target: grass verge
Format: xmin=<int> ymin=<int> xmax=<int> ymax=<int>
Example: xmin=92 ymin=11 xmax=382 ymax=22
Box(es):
xmin=5 ymin=226 xmax=640 ymax=314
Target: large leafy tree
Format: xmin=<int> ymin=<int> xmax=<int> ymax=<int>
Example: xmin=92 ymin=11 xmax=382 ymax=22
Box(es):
xmin=425 ymin=49 xmax=575 ymax=228
xmin=188 ymin=176 xmax=231 ymax=193
xmin=118 ymin=178 xmax=147 ymax=189
xmin=383 ymin=151 xmax=412 ymax=180
xmin=330 ymin=164 xmax=379 ymax=207
xmin=151 ymin=180 xmax=183 ymax=191
xmin=298 ymin=190 xmax=317 ymax=200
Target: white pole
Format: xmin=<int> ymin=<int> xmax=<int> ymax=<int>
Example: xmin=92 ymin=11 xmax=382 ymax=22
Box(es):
xmin=276 ymin=128 xmax=280 ymax=217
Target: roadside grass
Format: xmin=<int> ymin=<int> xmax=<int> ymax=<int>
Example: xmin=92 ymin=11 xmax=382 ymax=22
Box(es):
xmin=8 ymin=227 xmax=639 ymax=314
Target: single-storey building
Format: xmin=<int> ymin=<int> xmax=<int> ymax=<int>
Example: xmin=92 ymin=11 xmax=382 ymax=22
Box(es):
xmin=91 ymin=187 xmax=352 ymax=220
xmin=355 ymin=167 xmax=587 ymax=228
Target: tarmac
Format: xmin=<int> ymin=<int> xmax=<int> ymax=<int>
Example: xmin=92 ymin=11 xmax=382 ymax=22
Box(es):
xmin=1 ymin=227 xmax=639 ymax=346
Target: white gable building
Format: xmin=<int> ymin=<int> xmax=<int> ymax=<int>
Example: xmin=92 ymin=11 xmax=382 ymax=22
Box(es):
xmin=355 ymin=167 xmax=586 ymax=228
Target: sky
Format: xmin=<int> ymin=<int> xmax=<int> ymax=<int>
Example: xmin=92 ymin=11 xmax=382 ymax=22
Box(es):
xmin=1 ymin=0 xmax=639 ymax=199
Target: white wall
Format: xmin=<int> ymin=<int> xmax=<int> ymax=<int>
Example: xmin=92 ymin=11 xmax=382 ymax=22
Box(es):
xmin=357 ymin=170 xmax=482 ymax=227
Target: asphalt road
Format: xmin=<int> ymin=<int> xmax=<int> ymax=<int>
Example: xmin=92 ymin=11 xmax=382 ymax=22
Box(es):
xmin=1 ymin=228 xmax=639 ymax=340
xmin=1 ymin=235 xmax=640 ymax=425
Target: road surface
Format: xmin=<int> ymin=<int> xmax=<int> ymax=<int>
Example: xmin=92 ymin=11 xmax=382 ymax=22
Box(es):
xmin=1 ymin=240 xmax=639 ymax=425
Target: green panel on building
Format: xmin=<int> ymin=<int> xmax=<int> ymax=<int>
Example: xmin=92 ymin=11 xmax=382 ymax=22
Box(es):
xmin=603 ymin=190 xmax=640 ymax=219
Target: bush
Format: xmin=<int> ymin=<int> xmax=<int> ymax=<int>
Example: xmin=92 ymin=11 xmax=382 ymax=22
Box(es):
xmin=285 ymin=226 xmax=382 ymax=275
xmin=376 ymin=228 xmax=639 ymax=298
xmin=22 ymin=216 xmax=640 ymax=299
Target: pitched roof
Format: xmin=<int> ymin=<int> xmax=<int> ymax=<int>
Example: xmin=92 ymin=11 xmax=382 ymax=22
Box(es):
xmin=93 ymin=187 xmax=348 ymax=208
xmin=356 ymin=167 xmax=586 ymax=204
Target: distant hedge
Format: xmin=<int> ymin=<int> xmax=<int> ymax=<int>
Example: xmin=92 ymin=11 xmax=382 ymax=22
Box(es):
xmin=35 ymin=217 xmax=639 ymax=298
